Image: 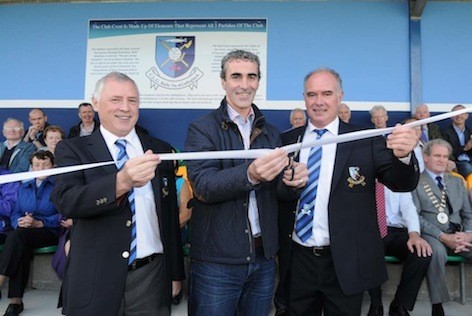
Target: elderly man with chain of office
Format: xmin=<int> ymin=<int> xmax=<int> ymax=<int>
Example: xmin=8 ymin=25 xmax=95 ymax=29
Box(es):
xmin=411 ymin=138 xmax=472 ymax=316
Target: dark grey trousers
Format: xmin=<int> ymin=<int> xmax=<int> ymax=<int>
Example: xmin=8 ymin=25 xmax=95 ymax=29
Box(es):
xmin=117 ymin=254 xmax=170 ymax=316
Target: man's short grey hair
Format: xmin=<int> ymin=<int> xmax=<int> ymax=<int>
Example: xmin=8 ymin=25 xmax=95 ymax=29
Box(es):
xmin=303 ymin=67 xmax=343 ymax=92
xmin=369 ymin=105 xmax=388 ymax=116
xmin=338 ymin=103 xmax=351 ymax=113
xmin=3 ymin=118 xmax=24 ymax=130
xmin=414 ymin=103 xmax=429 ymax=112
xmin=423 ymin=138 xmax=452 ymax=156
xmin=93 ymin=72 xmax=139 ymax=102
xmin=290 ymin=108 xmax=306 ymax=120
xmin=220 ymin=50 xmax=261 ymax=80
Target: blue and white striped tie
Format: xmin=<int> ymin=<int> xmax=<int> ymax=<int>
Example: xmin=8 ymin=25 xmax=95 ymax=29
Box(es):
xmin=115 ymin=139 xmax=137 ymax=265
xmin=295 ymin=129 xmax=327 ymax=242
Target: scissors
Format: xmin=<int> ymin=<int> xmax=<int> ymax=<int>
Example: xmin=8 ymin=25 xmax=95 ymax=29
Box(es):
xmin=288 ymin=135 xmax=303 ymax=181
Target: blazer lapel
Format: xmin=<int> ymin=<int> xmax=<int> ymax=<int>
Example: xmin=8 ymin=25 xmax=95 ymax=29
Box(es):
xmin=331 ymin=123 xmax=355 ymax=190
xmin=421 ymin=172 xmax=443 ymax=199
xmin=86 ymin=131 xmax=117 ymax=175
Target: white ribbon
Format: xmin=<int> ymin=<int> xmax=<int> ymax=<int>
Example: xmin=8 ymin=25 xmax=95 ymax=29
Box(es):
xmin=0 ymin=161 xmax=115 ymax=184
xmin=0 ymin=108 xmax=469 ymax=185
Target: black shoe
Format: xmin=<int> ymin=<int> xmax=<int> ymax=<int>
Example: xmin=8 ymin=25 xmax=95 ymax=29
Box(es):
xmin=275 ymin=307 xmax=287 ymax=316
xmin=3 ymin=302 xmax=24 ymax=316
xmin=432 ymin=303 xmax=445 ymax=316
xmin=367 ymin=304 xmax=383 ymax=316
xmin=389 ymin=303 xmax=410 ymax=316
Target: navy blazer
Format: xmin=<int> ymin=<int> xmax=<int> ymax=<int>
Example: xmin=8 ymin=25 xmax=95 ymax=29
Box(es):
xmin=278 ymin=121 xmax=419 ymax=295
xmin=442 ymin=124 xmax=472 ymax=161
xmin=51 ymin=130 xmax=184 ymax=316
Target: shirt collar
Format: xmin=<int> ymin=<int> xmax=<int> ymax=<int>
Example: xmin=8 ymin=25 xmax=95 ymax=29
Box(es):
xmin=425 ymin=168 xmax=444 ymax=181
xmin=100 ymin=125 xmax=139 ymax=151
xmin=226 ymin=104 xmax=255 ymax=125
xmin=453 ymin=124 xmax=465 ymax=133
xmin=307 ymin=117 xmax=339 ymax=136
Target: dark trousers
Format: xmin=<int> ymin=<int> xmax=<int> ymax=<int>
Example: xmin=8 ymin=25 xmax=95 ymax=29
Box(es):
xmin=117 ymin=254 xmax=170 ymax=316
xmin=369 ymin=227 xmax=431 ymax=311
xmin=455 ymin=161 xmax=472 ymax=178
xmin=0 ymin=228 xmax=58 ymax=298
xmin=288 ymin=242 xmax=363 ymax=316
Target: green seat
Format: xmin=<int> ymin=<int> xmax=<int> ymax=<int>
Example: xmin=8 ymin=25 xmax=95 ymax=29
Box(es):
xmin=0 ymin=244 xmax=56 ymax=254
xmin=33 ymin=245 xmax=58 ymax=254
xmin=446 ymin=255 xmax=466 ymax=263
xmin=384 ymin=255 xmax=400 ymax=263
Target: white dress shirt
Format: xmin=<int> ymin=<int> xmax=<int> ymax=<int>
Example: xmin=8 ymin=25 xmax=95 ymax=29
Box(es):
xmin=226 ymin=104 xmax=261 ymax=237
xmin=100 ymin=126 xmax=163 ymax=258
xmin=384 ymin=187 xmax=420 ymax=233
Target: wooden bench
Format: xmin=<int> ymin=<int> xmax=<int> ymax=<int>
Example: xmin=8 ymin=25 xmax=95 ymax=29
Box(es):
xmin=385 ymin=255 xmax=466 ymax=304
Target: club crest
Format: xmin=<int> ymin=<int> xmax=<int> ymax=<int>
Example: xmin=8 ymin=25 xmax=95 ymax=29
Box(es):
xmin=155 ymin=36 xmax=195 ymax=78
xmin=146 ymin=35 xmax=203 ymax=90
xmin=347 ymin=166 xmax=366 ymax=188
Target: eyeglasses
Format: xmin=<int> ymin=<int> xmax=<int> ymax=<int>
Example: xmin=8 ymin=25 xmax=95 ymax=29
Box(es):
xmin=3 ymin=127 xmax=22 ymax=132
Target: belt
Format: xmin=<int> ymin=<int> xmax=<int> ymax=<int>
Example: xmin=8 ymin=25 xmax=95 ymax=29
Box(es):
xmin=253 ymin=236 xmax=263 ymax=249
xmin=253 ymin=236 xmax=264 ymax=257
xmin=128 ymin=253 xmax=158 ymax=271
xmin=294 ymin=242 xmax=331 ymax=257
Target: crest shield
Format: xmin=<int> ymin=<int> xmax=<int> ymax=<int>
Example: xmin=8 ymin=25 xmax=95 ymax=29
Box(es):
xmin=155 ymin=36 xmax=195 ymax=78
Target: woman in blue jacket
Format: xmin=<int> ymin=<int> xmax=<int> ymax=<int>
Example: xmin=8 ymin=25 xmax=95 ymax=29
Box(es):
xmin=0 ymin=150 xmax=60 ymax=316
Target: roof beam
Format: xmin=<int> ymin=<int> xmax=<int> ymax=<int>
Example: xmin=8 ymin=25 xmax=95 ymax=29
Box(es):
xmin=410 ymin=0 xmax=427 ymax=19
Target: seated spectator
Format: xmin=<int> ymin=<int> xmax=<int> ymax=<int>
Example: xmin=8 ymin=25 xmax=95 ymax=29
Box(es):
xmin=370 ymin=105 xmax=388 ymax=129
xmin=0 ymin=168 xmax=21 ymax=243
xmin=23 ymin=109 xmax=50 ymax=149
xmin=52 ymin=216 xmax=73 ymax=281
xmin=442 ymin=104 xmax=472 ymax=178
xmin=0 ymin=150 xmax=60 ymax=316
xmin=338 ymin=102 xmax=351 ymax=123
xmin=177 ymin=172 xmax=193 ymax=231
xmin=0 ymin=118 xmax=36 ymax=173
xmin=289 ymin=108 xmax=306 ymax=129
xmin=68 ymin=102 xmax=99 ymax=138
xmin=172 ymin=165 xmax=193 ymax=305
xmin=413 ymin=103 xmax=443 ymax=142
xmin=172 ymin=167 xmax=194 ymax=305
xmin=52 ymin=216 xmax=73 ymax=309
xmin=39 ymin=125 xmax=65 ymax=156
xmin=411 ymin=139 xmax=472 ymax=316
xmin=367 ymin=186 xmax=431 ymax=316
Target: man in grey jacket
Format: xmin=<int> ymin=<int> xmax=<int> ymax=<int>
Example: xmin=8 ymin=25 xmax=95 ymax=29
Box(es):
xmin=412 ymin=138 xmax=472 ymax=316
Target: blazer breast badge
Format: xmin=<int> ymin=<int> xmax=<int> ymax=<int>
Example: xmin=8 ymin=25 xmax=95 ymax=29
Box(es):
xmin=347 ymin=166 xmax=366 ymax=188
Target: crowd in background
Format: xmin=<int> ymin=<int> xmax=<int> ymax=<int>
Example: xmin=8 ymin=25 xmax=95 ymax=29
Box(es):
xmin=0 ymin=77 xmax=471 ymax=316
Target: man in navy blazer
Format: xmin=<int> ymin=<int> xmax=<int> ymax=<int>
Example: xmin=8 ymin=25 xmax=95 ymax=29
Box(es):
xmin=279 ymin=68 xmax=420 ymax=315
xmin=441 ymin=104 xmax=472 ymax=178
xmin=51 ymin=72 xmax=184 ymax=316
